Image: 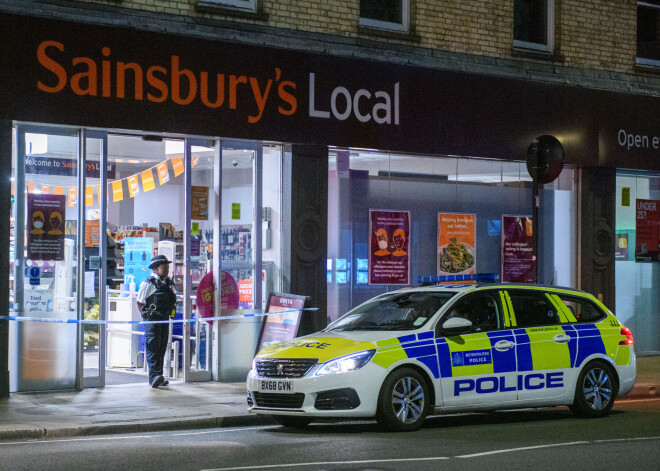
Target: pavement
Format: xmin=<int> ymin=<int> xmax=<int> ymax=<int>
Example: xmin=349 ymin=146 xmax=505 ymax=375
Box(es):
xmin=0 ymin=355 xmax=658 ymax=441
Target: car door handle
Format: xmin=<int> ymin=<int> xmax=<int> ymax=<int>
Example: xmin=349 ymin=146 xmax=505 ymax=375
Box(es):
xmin=553 ymin=334 xmax=571 ymax=344
xmin=494 ymin=340 xmax=515 ymax=351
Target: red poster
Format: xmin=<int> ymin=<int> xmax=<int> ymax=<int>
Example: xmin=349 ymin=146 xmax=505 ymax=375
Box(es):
xmin=635 ymin=199 xmax=660 ymax=262
xmin=368 ymin=209 xmax=410 ymax=285
xmin=27 ymin=194 xmax=66 ymax=261
xmin=501 ymin=215 xmax=533 ymax=282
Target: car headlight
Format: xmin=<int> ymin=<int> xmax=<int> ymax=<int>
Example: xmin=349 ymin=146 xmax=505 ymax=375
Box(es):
xmin=314 ymin=350 xmax=376 ymax=376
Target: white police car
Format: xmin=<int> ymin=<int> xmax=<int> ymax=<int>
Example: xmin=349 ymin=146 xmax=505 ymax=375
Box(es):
xmin=246 ymin=276 xmax=636 ymax=431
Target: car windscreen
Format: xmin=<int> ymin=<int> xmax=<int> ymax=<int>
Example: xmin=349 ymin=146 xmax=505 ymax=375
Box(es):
xmin=326 ymin=291 xmax=456 ymax=331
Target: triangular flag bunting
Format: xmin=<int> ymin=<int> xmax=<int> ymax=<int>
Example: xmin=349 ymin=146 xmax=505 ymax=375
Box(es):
xmin=172 ymin=158 xmax=184 ymax=177
xmin=141 ymin=168 xmax=156 ymax=192
xmin=157 ymin=162 xmax=170 ymax=185
xmin=127 ymin=175 xmax=140 ymax=198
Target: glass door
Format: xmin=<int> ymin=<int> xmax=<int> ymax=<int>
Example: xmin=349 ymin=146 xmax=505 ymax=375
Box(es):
xmin=81 ymin=131 xmax=108 ymax=388
xmin=217 ymin=139 xmax=263 ymax=381
xmin=10 ymin=125 xmax=80 ymax=391
xmin=183 ymin=139 xmax=216 ymax=381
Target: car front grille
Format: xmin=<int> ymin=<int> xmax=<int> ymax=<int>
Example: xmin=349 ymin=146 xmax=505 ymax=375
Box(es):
xmin=256 ymin=358 xmax=318 ymax=378
xmin=253 ymin=392 xmax=305 ymax=409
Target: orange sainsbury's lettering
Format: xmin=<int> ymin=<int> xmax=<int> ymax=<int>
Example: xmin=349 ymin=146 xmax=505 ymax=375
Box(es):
xmin=35 ymin=40 xmax=300 ymax=123
xmin=37 ymin=40 xmax=66 ymax=93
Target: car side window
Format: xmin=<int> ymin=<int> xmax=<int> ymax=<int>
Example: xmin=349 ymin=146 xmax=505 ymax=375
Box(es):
xmin=508 ymin=291 xmax=560 ymax=327
xmin=437 ymin=293 xmax=502 ymax=335
xmin=555 ymin=294 xmax=606 ymax=323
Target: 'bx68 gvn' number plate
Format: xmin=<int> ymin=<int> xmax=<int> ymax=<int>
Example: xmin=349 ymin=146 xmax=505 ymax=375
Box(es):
xmin=260 ymin=380 xmax=294 ymax=393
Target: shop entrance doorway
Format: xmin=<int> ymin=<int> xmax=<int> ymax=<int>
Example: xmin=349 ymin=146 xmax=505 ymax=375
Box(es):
xmin=10 ymin=125 xmax=231 ymax=390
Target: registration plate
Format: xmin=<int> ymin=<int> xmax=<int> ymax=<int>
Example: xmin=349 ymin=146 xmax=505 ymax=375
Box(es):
xmin=259 ymin=380 xmax=294 ymax=394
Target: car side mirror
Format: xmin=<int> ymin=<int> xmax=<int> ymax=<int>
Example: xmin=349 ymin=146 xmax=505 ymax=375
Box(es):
xmin=439 ymin=317 xmax=473 ymax=336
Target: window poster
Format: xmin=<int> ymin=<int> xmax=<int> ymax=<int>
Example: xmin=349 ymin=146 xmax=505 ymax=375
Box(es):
xmin=635 ymin=199 xmax=660 ymax=262
xmin=437 ymin=212 xmax=476 ymax=277
xmin=256 ymin=293 xmax=307 ymax=353
xmin=124 ymin=237 xmax=152 ymax=291
xmin=368 ymin=209 xmax=410 ymax=285
xmin=501 ymin=215 xmax=533 ymax=282
xmin=27 ymin=193 xmax=66 ymax=261
xmin=191 ymin=186 xmax=209 ymax=220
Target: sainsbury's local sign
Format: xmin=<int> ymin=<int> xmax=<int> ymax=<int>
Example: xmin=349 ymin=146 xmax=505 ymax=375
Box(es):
xmin=35 ymin=40 xmax=400 ymax=127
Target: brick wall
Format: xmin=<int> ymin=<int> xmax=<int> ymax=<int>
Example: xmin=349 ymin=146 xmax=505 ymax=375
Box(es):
xmin=33 ymin=0 xmax=645 ymax=74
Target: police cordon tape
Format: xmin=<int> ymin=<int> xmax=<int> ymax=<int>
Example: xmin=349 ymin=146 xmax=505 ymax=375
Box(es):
xmin=0 ymin=307 xmax=319 ymax=325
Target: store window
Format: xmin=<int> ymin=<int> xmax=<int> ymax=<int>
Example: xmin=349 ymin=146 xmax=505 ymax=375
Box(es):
xmin=359 ymin=0 xmax=410 ymax=32
xmin=327 ymin=149 xmax=577 ymax=323
xmin=615 ymin=171 xmax=660 ymax=354
xmin=513 ymin=0 xmax=555 ymax=53
xmin=637 ymin=1 xmax=660 ymax=67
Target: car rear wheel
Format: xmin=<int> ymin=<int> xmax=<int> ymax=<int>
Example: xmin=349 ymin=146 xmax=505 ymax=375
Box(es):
xmin=377 ymin=368 xmax=429 ymax=432
xmin=572 ymin=360 xmax=617 ymax=418
xmin=271 ymin=416 xmax=312 ymax=428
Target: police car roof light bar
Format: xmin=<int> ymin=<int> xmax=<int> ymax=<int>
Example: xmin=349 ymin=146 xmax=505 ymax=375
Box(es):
xmin=417 ymin=273 xmax=500 ymax=284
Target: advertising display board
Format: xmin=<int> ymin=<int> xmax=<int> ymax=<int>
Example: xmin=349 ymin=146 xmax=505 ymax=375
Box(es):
xmin=635 ymin=199 xmax=660 ymax=262
xmin=501 ymin=215 xmax=534 ymax=282
xmin=256 ymin=293 xmax=309 ymax=353
xmin=368 ymin=209 xmax=410 ymax=285
xmin=437 ymin=212 xmax=476 ymax=277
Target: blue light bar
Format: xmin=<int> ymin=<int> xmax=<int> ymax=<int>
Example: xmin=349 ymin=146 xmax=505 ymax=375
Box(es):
xmin=417 ymin=273 xmax=500 ymax=284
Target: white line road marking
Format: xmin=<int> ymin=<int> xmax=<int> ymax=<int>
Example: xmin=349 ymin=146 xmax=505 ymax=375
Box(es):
xmin=0 ymin=435 xmax=155 ymax=446
xmin=171 ymin=426 xmax=278 ymax=436
xmin=593 ymin=436 xmax=660 ymax=443
xmin=456 ymin=441 xmax=589 ymax=458
xmin=202 ymin=456 xmax=450 ymax=471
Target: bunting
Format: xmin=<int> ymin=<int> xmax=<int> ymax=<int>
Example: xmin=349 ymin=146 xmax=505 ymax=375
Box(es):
xmin=171 ymin=158 xmax=184 ymax=177
xmin=141 ymin=168 xmax=156 ymax=192
xmin=112 ymin=180 xmax=124 ymax=202
xmin=67 ymin=187 xmax=78 ymax=207
xmin=19 ymin=155 xmax=205 ymax=207
xmin=85 ymin=186 xmax=94 ymax=206
xmin=156 ymin=161 xmax=170 ymax=185
xmin=127 ymin=175 xmax=140 ymax=198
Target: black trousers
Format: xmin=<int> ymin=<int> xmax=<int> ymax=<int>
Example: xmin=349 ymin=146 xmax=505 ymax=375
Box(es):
xmin=144 ymin=323 xmax=169 ymax=384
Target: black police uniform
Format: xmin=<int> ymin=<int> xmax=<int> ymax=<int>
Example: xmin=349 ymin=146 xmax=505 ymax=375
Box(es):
xmin=142 ymin=276 xmax=177 ymax=386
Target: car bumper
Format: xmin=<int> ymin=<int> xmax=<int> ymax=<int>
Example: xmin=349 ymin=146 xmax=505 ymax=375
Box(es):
xmin=246 ymin=362 xmax=386 ymax=418
xmin=616 ymin=350 xmax=637 ymax=396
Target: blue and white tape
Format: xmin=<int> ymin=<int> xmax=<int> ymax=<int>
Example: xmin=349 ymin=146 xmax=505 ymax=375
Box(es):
xmin=0 ymin=307 xmax=318 ymax=325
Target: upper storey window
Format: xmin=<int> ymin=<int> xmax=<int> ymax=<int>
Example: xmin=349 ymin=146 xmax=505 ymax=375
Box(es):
xmin=198 ymin=0 xmax=257 ymax=13
xmin=360 ymin=0 xmax=410 ymax=32
xmin=513 ymin=0 xmax=555 ymax=53
xmin=638 ymin=1 xmax=660 ymax=67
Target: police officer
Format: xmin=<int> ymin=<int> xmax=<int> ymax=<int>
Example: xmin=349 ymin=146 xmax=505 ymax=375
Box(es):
xmin=137 ymin=255 xmax=177 ymax=388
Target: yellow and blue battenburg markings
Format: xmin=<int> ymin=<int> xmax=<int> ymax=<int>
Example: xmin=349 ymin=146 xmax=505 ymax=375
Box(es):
xmin=372 ymin=320 xmax=610 ymax=381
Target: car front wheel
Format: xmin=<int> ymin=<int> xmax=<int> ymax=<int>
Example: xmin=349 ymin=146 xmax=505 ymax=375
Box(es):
xmin=377 ymin=367 xmax=430 ymax=432
xmin=572 ymin=360 xmax=617 ymax=418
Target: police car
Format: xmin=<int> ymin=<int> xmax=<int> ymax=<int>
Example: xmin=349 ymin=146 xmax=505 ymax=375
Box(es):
xmin=246 ymin=276 xmax=636 ymax=431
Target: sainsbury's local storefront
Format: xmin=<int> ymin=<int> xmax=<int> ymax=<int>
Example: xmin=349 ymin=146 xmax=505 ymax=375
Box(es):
xmin=0 ymin=11 xmax=659 ymax=395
